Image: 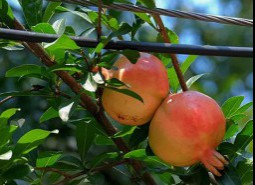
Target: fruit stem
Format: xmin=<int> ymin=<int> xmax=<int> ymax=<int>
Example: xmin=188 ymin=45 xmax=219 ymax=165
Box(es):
xmin=152 ymin=15 xmax=189 ymax=92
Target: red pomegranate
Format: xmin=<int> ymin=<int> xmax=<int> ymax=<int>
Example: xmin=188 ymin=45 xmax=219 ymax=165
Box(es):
xmin=149 ymin=91 xmax=228 ymax=176
xmin=102 ymin=53 xmax=169 ymax=126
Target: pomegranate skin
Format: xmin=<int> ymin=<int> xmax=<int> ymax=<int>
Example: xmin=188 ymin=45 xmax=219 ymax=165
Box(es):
xmin=149 ymin=91 xmax=227 ymax=175
xmin=102 ymin=53 xmax=169 ymax=126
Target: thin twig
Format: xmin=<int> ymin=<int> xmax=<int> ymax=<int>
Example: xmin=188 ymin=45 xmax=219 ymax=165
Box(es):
xmin=0 ymin=96 xmax=14 ymax=105
xmin=153 ymin=14 xmax=189 ymax=91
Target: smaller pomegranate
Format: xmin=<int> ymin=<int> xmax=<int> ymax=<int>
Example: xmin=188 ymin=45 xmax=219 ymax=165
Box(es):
xmin=149 ymin=91 xmax=228 ymax=176
xmin=102 ymin=53 xmax=169 ymax=126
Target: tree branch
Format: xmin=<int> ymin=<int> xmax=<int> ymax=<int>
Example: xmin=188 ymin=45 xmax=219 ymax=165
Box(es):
xmin=12 ymin=19 xmax=156 ymax=185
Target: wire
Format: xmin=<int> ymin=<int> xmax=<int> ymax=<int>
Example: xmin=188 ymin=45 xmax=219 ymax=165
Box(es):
xmin=0 ymin=28 xmax=253 ymax=58
xmin=50 ymin=0 xmax=253 ymax=27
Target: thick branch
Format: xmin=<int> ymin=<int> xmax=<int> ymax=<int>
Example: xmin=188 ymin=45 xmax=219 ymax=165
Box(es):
xmin=13 ymin=19 xmax=156 ymax=185
xmin=153 ymin=15 xmax=188 ymax=92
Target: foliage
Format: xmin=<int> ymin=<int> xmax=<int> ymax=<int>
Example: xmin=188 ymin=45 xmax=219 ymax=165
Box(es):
xmin=0 ymin=0 xmax=253 ymax=184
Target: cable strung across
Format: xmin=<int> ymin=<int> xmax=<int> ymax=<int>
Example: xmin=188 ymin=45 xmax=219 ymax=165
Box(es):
xmin=50 ymin=0 xmax=253 ymax=27
xmin=0 ymin=28 xmax=253 ymax=58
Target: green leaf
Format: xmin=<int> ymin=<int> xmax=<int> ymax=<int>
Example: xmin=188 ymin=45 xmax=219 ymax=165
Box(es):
xmin=52 ymin=19 xmax=66 ymax=35
xmin=135 ymin=13 xmax=155 ymax=28
xmin=0 ymin=91 xmax=53 ymax=98
xmin=180 ymin=167 xmax=210 ymax=185
xmin=14 ymin=129 xmax=59 ymax=156
xmin=2 ymin=164 xmax=32 ymax=180
xmin=113 ymin=126 xmax=137 ymax=138
xmin=76 ymin=120 xmax=97 ymax=161
xmin=137 ymin=0 xmax=156 ymax=8
xmin=168 ymin=55 xmax=198 ymax=92
xmin=218 ymin=142 xmax=238 ymax=157
xmin=86 ymin=152 xmax=119 ymax=169
xmin=236 ymin=159 xmax=253 ymax=185
xmin=224 ymin=124 xmax=239 ymax=140
xmin=234 ymin=102 xmax=253 ymax=115
xmin=0 ymin=40 xmax=24 ymax=51
xmin=216 ymin=165 xmax=242 ymax=185
xmin=18 ymin=0 xmax=43 ymax=27
xmin=124 ymin=149 xmax=147 ymax=160
xmin=45 ymin=35 xmax=80 ymax=51
xmin=54 ymin=155 xmax=83 ymax=170
xmin=55 ymin=6 xmax=93 ymax=24
xmin=221 ymin=96 xmax=245 ymax=118
xmin=0 ymin=0 xmax=14 ymax=27
xmin=40 ymin=107 xmax=59 ymax=123
xmin=32 ymin=23 xmax=56 ymax=34
xmin=129 ymin=124 xmax=149 ymax=148
xmin=36 ymin=151 xmax=62 ymax=167
xmin=110 ymin=22 xmax=133 ymax=38
xmin=157 ymin=29 xmax=179 ymax=44
xmin=156 ymin=172 xmax=175 ymax=185
xmin=95 ymin=135 xmax=114 ymax=146
xmin=95 ymin=23 xmax=133 ymax=54
xmin=231 ymin=114 xmax=247 ymax=122
xmin=43 ymin=2 xmax=62 ymax=22
xmin=234 ymin=120 xmax=253 ymax=151
xmin=122 ymin=50 xmax=140 ymax=64
xmin=0 ymin=108 xmax=20 ymax=122
xmin=5 ymin=64 xmax=49 ymax=79
xmin=186 ymin=74 xmax=207 ymax=89
xmin=48 ymin=64 xmax=83 ymax=73
xmin=106 ymin=78 xmax=129 ymax=88
xmin=104 ymin=87 xmax=144 ymax=103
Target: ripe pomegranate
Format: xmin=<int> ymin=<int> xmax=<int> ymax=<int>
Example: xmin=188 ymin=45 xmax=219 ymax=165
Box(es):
xmin=149 ymin=91 xmax=228 ymax=176
xmin=102 ymin=53 xmax=169 ymax=126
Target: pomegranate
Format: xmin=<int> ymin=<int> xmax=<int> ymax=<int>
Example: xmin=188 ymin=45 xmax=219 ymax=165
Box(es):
xmin=102 ymin=53 xmax=169 ymax=126
xmin=149 ymin=91 xmax=228 ymax=176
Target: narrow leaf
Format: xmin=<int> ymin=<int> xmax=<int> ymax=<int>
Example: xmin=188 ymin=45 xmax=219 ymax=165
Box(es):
xmin=14 ymin=129 xmax=59 ymax=156
xmin=36 ymin=151 xmax=62 ymax=167
xmin=40 ymin=107 xmax=59 ymax=123
xmin=76 ymin=120 xmax=97 ymax=161
xmin=18 ymin=0 xmax=43 ymax=27
xmin=221 ymin=96 xmax=245 ymax=118
xmin=43 ymin=2 xmax=62 ymax=22
xmin=235 ymin=120 xmax=253 ymax=151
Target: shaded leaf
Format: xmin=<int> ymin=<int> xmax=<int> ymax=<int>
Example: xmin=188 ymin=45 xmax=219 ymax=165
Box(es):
xmin=0 ymin=40 xmax=24 ymax=51
xmin=76 ymin=120 xmax=97 ymax=161
xmin=40 ymin=107 xmax=59 ymax=123
xmin=0 ymin=0 xmax=14 ymax=27
xmin=113 ymin=126 xmax=137 ymax=138
xmin=224 ymin=124 xmax=239 ymax=140
xmin=18 ymin=0 xmax=43 ymax=27
xmin=86 ymin=152 xmax=119 ymax=169
xmin=43 ymin=2 xmax=62 ymax=22
xmin=104 ymin=87 xmax=144 ymax=103
xmin=235 ymin=120 xmax=253 ymax=151
xmin=2 ymin=164 xmax=32 ymax=180
xmin=5 ymin=64 xmax=49 ymax=79
xmin=216 ymin=165 xmax=242 ymax=185
xmin=122 ymin=50 xmax=140 ymax=64
xmin=236 ymin=159 xmax=253 ymax=185
xmin=36 ymin=151 xmax=62 ymax=167
xmin=129 ymin=124 xmax=149 ymax=148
